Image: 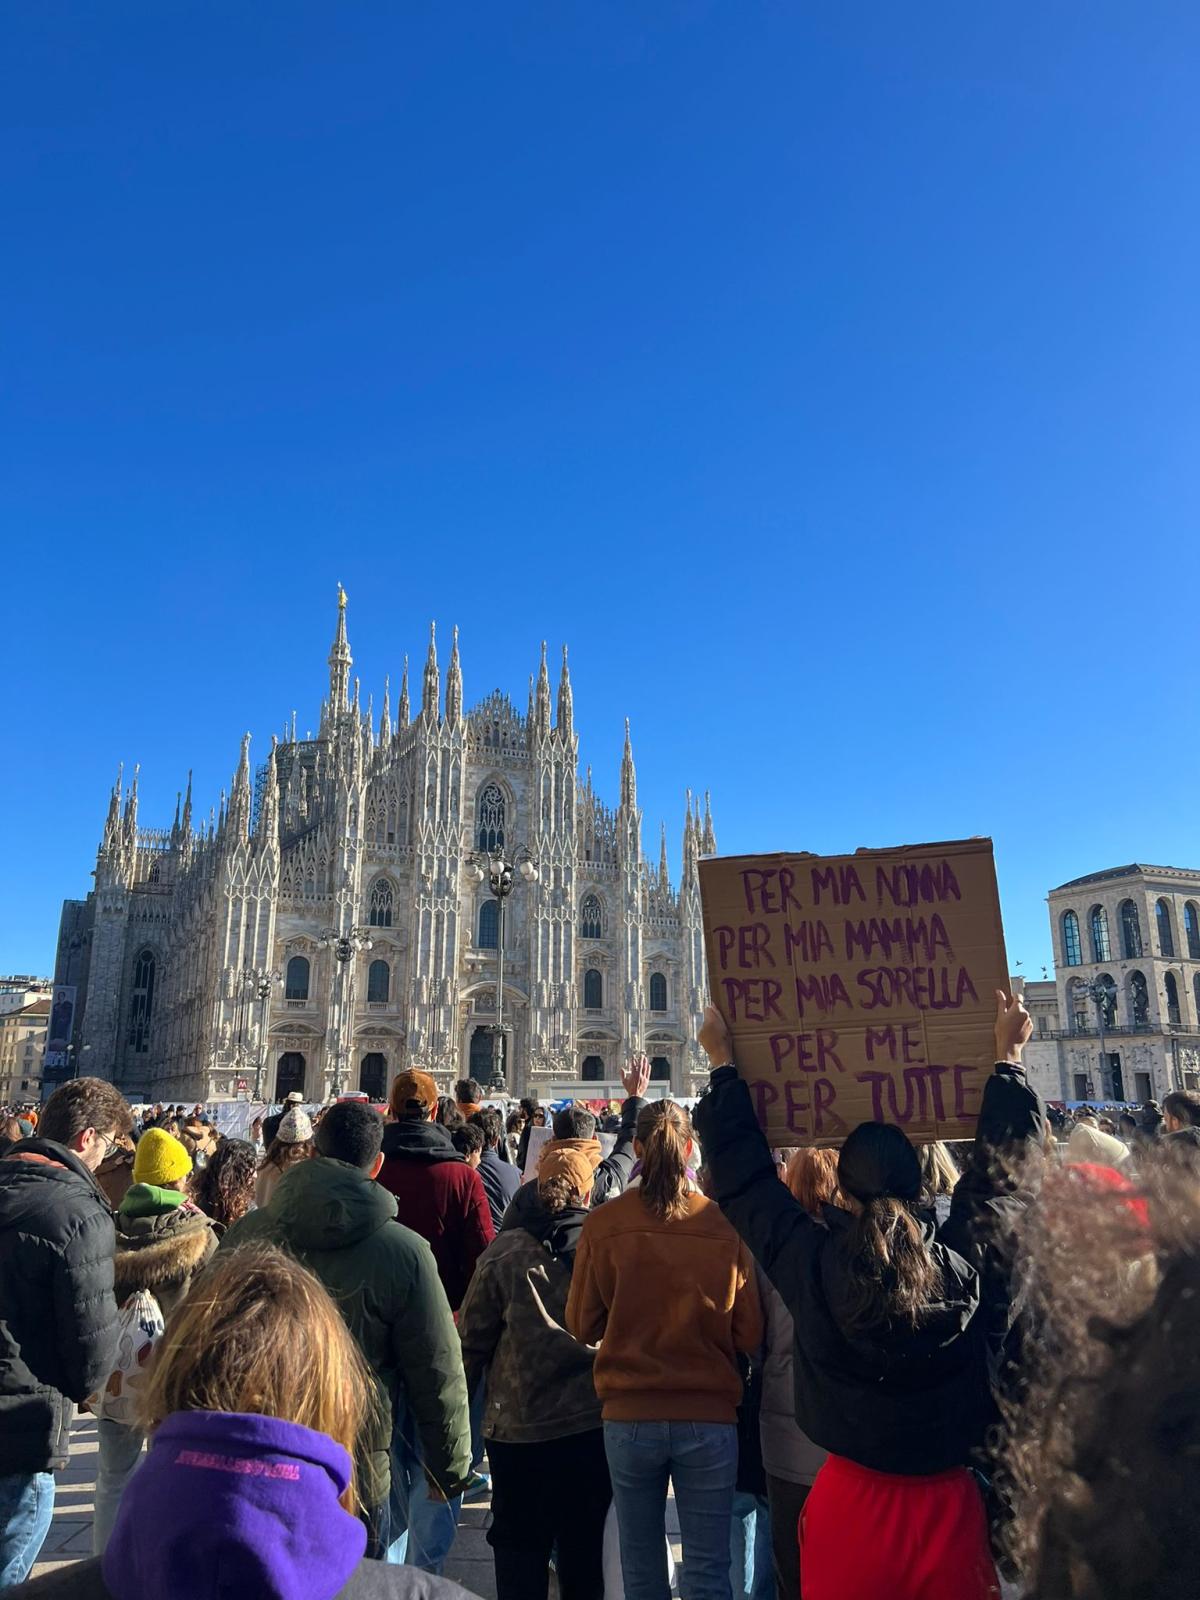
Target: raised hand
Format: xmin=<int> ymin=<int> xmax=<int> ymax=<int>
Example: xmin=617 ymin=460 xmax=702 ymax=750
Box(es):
xmin=621 ymin=1053 xmax=651 ymax=1098
xmin=994 ymin=989 xmax=1033 ymax=1064
xmin=699 ymin=1004 xmax=733 ymax=1068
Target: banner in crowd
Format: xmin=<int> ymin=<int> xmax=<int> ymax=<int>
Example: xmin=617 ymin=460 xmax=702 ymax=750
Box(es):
xmin=699 ymin=838 xmax=1008 ymax=1146
xmin=43 ymin=985 xmax=77 ymax=1071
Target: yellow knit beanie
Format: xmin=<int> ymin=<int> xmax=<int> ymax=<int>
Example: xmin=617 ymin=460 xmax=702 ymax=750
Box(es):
xmin=132 ymin=1128 xmax=193 ymax=1187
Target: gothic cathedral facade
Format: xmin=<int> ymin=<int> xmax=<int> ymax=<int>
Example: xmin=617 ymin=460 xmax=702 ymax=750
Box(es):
xmin=49 ymin=591 xmax=715 ymax=1104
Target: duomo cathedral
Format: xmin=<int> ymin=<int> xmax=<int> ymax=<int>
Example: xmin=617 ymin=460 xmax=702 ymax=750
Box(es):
xmin=49 ymin=590 xmax=715 ymax=1104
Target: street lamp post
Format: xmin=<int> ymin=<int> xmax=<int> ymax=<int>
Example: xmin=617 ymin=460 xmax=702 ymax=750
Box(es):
xmin=317 ymin=928 xmax=373 ymax=1097
xmin=1080 ymin=975 xmax=1113 ymax=1099
xmin=253 ymin=969 xmax=281 ymax=1102
xmin=464 ymin=846 xmax=538 ymax=1093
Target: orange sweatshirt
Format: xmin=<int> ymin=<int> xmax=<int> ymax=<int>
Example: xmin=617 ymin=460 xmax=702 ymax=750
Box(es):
xmin=566 ymin=1186 xmax=762 ymax=1424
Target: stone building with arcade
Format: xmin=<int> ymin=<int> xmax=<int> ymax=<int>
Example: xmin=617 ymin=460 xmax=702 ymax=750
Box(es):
xmin=48 ymin=590 xmax=714 ymax=1105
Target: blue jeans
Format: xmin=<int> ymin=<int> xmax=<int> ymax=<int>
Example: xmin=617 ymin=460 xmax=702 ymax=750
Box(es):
xmin=604 ymin=1420 xmax=738 ymax=1600
xmin=93 ymin=1419 xmax=146 ymax=1554
xmin=385 ymin=1398 xmax=461 ymax=1573
xmin=729 ymin=1491 xmax=773 ymax=1600
xmin=0 ymin=1471 xmax=55 ymax=1588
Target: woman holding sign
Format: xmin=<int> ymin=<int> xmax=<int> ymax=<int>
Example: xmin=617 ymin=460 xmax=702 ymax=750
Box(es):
xmin=693 ymin=993 xmax=1041 ymax=1600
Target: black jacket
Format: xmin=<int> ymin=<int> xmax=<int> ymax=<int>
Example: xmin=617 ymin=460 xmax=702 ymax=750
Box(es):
xmin=477 ymin=1147 xmax=519 ymax=1234
xmin=694 ymin=1064 xmax=1041 ymax=1477
xmin=0 ymin=1140 xmax=120 ymax=1473
xmin=10 ymin=1555 xmax=480 ymax=1598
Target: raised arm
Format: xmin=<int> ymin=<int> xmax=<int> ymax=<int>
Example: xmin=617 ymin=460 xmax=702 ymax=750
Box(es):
xmin=691 ymin=1007 xmax=822 ymax=1294
xmin=590 ymin=1054 xmax=650 ymax=1205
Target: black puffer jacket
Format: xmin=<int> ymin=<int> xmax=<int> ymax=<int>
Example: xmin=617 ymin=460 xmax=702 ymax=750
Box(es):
xmin=694 ymin=1063 xmax=1042 ymax=1477
xmin=0 ymin=1140 xmax=119 ymax=1473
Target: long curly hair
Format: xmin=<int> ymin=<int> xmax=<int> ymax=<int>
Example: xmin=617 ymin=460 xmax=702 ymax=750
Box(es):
xmin=998 ymin=1148 xmax=1200 ymax=1599
xmin=190 ymin=1138 xmax=257 ymax=1229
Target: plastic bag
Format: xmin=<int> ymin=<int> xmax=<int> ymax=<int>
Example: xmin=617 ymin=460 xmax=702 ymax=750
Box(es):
xmin=97 ymin=1289 xmax=165 ymax=1425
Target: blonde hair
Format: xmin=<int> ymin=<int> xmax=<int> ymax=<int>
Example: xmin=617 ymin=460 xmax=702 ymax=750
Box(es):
xmin=635 ymin=1100 xmax=693 ymax=1222
xmin=784 ymin=1147 xmax=842 ymax=1217
xmin=139 ymin=1245 xmax=372 ymax=1512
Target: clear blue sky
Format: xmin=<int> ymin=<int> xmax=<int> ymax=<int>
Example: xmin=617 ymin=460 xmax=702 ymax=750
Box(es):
xmin=3 ymin=2 xmax=1198 ymax=981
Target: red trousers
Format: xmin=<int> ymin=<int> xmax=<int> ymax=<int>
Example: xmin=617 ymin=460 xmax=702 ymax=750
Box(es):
xmin=799 ymin=1454 xmax=999 ymax=1600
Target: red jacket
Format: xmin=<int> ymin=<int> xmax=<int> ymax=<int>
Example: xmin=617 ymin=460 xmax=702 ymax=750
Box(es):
xmin=377 ymin=1118 xmax=495 ymax=1309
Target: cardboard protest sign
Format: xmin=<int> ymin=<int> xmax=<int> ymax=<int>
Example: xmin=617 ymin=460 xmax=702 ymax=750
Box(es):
xmin=699 ymin=839 xmax=1008 ymax=1147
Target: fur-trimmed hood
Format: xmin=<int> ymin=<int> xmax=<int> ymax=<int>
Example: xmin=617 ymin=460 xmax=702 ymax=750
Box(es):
xmin=113 ymin=1202 xmax=219 ymax=1304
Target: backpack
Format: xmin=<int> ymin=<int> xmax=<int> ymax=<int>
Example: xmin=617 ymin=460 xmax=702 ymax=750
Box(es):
xmin=97 ymin=1288 xmax=165 ymax=1425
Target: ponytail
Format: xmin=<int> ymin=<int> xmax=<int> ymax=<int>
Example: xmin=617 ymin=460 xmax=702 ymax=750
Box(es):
xmin=635 ymin=1100 xmax=692 ymax=1222
xmin=842 ymin=1196 xmax=942 ymax=1332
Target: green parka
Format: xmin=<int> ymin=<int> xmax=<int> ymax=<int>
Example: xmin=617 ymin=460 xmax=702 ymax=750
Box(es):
xmin=220 ymin=1156 xmax=472 ymax=1505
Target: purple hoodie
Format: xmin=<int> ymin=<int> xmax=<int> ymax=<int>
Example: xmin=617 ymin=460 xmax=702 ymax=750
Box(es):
xmin=102 ymin=1411 xmax=367 ymax=1600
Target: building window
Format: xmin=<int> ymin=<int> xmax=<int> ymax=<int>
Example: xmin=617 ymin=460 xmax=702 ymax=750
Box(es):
xmin=367 ymin=959 xmax=390 ymax=1004
xmin=1165 ymin=971 xmax=1182 ymax=1026
xmin=359 ymin=1052 xmax=387 ymax=1100
xmin=368 ymin=879 xmax=394 ymax=928
xmin=478 ymin=899 xmax=499 ymax=950
xmin=650 ymin=1056 xmax=671 ymax=1081
xmin=649 ymin=972 xmax=668 ymax=1012
xmin=285 ymin=955 xmax=310 ymax=1001
xmin=583 ymin=969 xmax=603 ymax=1009
xmin=1062 ymin=910 xmax=1082 ymax=967
xmin=581 ymin=1055 xmax=604 ymax=1081
xmin=1128 ymin=970 xmax=1149 ymax=1026
xmin=276 ymin=1052 xmax=305 ymax=1098
xmin=127 ymin=949 xmax=156 ymax=1053
xmin=1120 ymin=900 xmax=1143 ymax=960
xmin=1089 ymin=906 xmax=1111 ymax=963
xmin=1186 ymin=903 xmax=1200 ymax=960
xmin=580 ymin=894 xmax=604 ymax=940
xmin=1157 ymin=899 xmax=1176 ymax=958
xmin=477 ymin=783 xmax=506 ymax=853
xmin=1193 ymin=972 xmax=1200 ymax=1022
xmin=1097 ymin=974 xmax=1117 ymax=1030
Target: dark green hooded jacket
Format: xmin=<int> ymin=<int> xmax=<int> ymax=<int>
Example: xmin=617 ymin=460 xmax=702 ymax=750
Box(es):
xmin=220 ymin=1156 xmax=472 ymax=1505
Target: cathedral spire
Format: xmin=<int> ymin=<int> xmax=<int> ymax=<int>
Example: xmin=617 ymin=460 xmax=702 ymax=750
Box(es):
xmin=527 ymin=673 xmax=535 ymax=727
xmin=659 ymin=821 xmax=670 ymax=885
xmin=422 ymin=623 xmax=440 ymax=721
xmin=101 ymin=764 xmax=123 ymax=854
xmin=181 ymin=770 xmax=193 ymax=838
xmin=398 ymin=656 xmax=410 ymax=727
xmin=446 ymin=626 xmax=463 ymax=726
xmin=123 ymin=764 xmax=140 ymax=844
xmin=683 ymin=788 xmax=698 ymax=871
xmin=379 ymin=676 xmax=392 ymax=749
xmin=256 ymin=737 xmax=279 ymax=845
xmin=328 ymin=584 xmax=352 ymax=713
xmin=228 ymin=733 xmax=252 ymax=840
xmin=620 ymin=719 xmax=637 ymax=811
xmin=702 ymin=790 xmax=716 ymax=855
xmin=556 ymin=645 xmax=574 ymax=740
xmin=534 ymin=641 xmax=551 ymax=739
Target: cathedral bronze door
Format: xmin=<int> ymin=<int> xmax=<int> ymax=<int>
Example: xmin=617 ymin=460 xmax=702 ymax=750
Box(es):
xmin=360 ymin=1052 xmax=387 ymax=1102
xmin=276 ymin=1051 xmax=305 ymax=1100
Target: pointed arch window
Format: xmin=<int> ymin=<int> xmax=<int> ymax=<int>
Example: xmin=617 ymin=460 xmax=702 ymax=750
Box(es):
xmin=1157 ymin=899 xmax=1176 ymax=958
xmin=478 ymin=898 xmax=499 ymax=949
xmin=583 ymin=969 xmax=603 ymax=1009
xmin=1186 ymin=903 xmax=1200 ymax=960
xmin=580 ymin=894 xmax=604 ymax=940
xmin=285 ymin=955 xmax=310 ymax=1001
xmin=368 ymin=878 xmax=394 ymax=928
xmin=1165 ymin=971 xmax=1182 ymax=1025
xmin=649 ymin=972 xmax=668 ymax=1012
xmin=127 ymin=948 xmax=156 ymax=1053
xmin=1120 ymin=900 xmax=1143 ymax=959
xmin=1062 ymin=910 xmax=1082 ymax=967
xmin=477 ymin=783 xmax=506 ymax=853
xmin=1089 ymin=906 xmax=1111 ymax=963
xmin=367 ymin=959 xmax=390 ymax=1004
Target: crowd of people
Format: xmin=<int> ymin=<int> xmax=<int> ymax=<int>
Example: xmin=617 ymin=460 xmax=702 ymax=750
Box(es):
xmin=1 ymin=1021 xmax=1199 ymax=1598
